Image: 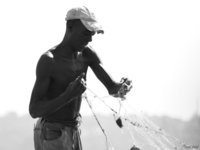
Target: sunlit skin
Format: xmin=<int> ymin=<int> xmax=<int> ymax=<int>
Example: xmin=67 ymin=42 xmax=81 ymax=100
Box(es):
xmin=29 ymin=19 xmax=129 ymax=122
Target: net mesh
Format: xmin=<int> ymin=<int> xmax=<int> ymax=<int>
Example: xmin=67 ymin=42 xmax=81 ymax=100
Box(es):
xmin=82 ymin=91 xmax=200 ymax=150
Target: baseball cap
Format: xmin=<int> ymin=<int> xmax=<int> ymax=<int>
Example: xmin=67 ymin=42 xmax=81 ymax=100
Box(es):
xmin=65 ymin=6 xmax=104 ymax=34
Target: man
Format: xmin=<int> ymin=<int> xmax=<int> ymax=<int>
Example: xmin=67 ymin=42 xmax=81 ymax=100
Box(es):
xmin=29 ymin=6 xmax=132 ymax=150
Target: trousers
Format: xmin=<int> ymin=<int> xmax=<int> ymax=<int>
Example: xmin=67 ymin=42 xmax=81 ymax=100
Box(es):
xmin=34 ymin=118 xmax=82 ymax=150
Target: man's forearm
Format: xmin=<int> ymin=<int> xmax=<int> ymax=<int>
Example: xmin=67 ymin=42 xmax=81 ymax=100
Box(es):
xmin=108 ymin=82 xmax=122 ymax=95
xmin=90 ymin=63 xmax=122 ymax=94
xmin=29 ymin=89 xmax=74 ymax=118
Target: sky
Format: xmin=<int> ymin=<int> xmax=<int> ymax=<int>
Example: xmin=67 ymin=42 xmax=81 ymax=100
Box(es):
xmin=0 ymin=0 xmax=200 ymax=121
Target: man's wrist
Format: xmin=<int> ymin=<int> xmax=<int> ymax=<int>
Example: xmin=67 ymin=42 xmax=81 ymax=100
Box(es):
xmin=108 ymin=82 xmax=122 ymax=95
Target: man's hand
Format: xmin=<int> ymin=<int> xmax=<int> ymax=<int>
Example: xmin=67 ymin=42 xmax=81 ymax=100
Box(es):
xmin=67 ymin=73 xmax=87 ymax=100
xmin=120 ymin=77 xmax=133 ymax=93
xmin=113 ymin=77 xmax=133 ymax=100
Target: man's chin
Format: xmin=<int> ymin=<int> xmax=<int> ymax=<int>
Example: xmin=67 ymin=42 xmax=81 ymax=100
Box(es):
xmin=74 ymin=45 xmax=87 ymax=52
xmin=78 ymin=45 xmax=86 ymax=52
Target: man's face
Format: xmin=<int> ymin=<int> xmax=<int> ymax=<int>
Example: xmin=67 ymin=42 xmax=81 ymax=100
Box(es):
xmin=70 ymin=20 xmax=95 ymax=52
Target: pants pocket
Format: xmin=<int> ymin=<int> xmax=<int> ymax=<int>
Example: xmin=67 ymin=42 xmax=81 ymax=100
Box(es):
xmin=42 ymin=123 xmax=63 ymax=141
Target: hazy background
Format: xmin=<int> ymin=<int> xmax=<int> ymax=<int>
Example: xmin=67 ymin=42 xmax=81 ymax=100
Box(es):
xmin=0 ymin=0 xmax=200 ymax=149
xmin=0 ymin=112 xmax=199 ymax=150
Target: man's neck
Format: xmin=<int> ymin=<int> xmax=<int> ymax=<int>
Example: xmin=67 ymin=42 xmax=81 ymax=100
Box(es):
xmin=55 ymin=42 xmax=78 ymax=60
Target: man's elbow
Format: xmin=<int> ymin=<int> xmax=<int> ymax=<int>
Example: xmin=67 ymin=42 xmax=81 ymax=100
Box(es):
xmin=29 ymin=105 xmax=41 ymax=119
xmin=29 ymin=104 xmax=49 ymax=119
xmin=30 ymin=113 xmax=37 ymax=119
xmin=29 ymin=106 xmax=37 ymax=119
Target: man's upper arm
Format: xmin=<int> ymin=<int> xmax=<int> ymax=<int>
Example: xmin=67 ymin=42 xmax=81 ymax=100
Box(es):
xmin=83 ymin=46 xmax=102 ymax=65
xmin=84 ymin=46 xmax=119 ymax=94
xmin=29 ymin=52 xmax=55 ymax=110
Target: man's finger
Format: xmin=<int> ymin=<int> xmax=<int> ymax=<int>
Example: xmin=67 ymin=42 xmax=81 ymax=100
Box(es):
xmin=121 ymin=77 xmax=127 ymax=83
xmin=76 ymin=72 xmax=85 ymax=81
xmin=127 ymin=85 xmax=132 ymax=92
xmin=125 ymin=79 xmax=132 ymax=85
xmin=80 ymin=78 xmax=86 ymax=86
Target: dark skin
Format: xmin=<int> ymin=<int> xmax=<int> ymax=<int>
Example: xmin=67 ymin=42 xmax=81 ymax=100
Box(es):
xmin=29 ymin=19 xmax=129 ymax=121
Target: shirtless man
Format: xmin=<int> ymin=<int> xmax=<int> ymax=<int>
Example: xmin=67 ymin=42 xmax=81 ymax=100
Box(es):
xmin=29 ymin=6 xmax=132 ymax=150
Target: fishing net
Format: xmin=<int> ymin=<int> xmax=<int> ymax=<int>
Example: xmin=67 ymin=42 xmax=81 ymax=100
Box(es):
xmin=82 ymin=87 xmax=200 ymax=150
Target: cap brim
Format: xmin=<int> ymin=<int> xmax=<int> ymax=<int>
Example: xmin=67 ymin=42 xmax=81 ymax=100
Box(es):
xmin=81 ymin=20 xmax=104 ymax=34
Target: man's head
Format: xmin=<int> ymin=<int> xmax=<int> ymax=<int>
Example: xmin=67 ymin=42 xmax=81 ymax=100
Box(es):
xmin=64 ymin=6 xmax=104 ymax=52
xmin=66 ymin=19 xmax=96 ymax=52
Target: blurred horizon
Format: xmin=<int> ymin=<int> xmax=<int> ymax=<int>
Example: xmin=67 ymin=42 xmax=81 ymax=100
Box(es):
xmin=1 ymin=108 xmax=199 ymax=122
xmin=0 ymin=111 xmax=199 ymax=150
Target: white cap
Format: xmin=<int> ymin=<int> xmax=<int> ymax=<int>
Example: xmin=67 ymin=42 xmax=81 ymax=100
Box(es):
xmin=65 ymin=6 xmax=104 ymax=34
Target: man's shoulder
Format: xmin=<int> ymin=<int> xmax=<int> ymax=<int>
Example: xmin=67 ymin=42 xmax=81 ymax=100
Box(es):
xmin=44 ymin=50 xmax=54 ymax=58
xmin=82 ymin=45 xmax=101 ymax=64
xmin=83 ymin=45 xmax=97 ymax=55
xmin=39 ymin=50 xmax=55 ymax=64
xmin=36 ymin=50 xmax=56 ymax=76
xmin=41 ymin=50 xmax=54 ymax=59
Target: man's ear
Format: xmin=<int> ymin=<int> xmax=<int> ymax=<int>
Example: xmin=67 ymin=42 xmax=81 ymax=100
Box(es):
xmin=67 ymin=20 xmax=74 ymax=31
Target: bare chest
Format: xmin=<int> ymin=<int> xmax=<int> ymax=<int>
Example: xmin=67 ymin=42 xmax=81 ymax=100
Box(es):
xmin=52 ymin=56 xmax=88 ymax=86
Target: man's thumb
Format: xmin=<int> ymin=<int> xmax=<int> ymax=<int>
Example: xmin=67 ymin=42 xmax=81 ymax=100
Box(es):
xmin=77 ymin=72 xmax=85 ymax=81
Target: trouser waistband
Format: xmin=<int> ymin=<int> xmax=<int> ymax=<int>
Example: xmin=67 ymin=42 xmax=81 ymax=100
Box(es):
xmin=35 ymin=118 xmax=81 ymax=131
